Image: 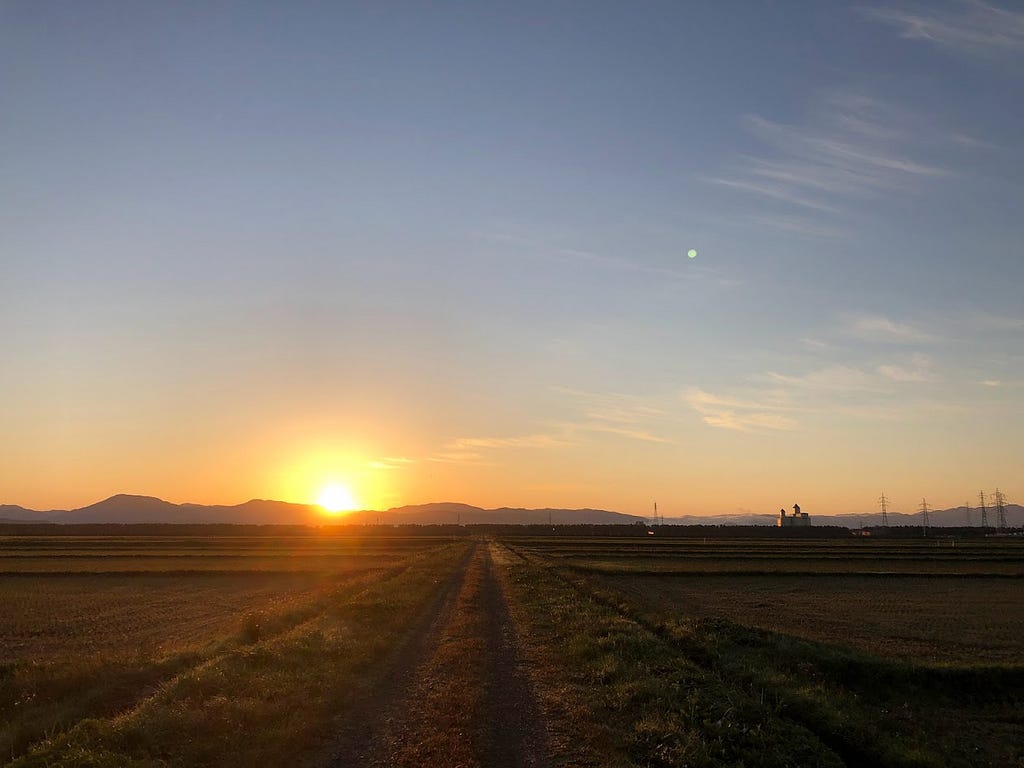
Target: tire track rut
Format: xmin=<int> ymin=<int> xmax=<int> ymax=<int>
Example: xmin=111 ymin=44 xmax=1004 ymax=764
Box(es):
xmin=327 ymin=541 xmax=550 ymax=768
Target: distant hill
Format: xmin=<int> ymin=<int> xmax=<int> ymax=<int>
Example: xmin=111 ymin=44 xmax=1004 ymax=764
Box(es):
xmin=335 ymin=502 xmax=644 ymax=526
xmin=3 ymin=494 xmax=324 ymax=525
xmin=1 ymin=495 xmax=1020 ymax=527
xmin=0 ymin=495 xmax=642 ymax=526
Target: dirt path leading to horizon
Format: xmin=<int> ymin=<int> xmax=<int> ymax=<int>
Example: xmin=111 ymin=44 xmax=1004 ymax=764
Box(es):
xmin=326 ymin=540 xmax=550 ymax=768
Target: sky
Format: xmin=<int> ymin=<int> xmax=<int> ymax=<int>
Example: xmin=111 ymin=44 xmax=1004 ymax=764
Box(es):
xmin=2 ymin=1 xmax=1022 ymax=517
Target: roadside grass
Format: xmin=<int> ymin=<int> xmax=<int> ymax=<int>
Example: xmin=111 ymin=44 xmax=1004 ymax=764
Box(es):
xmin=496 ymin=542 xmax=845 ymax=767
xmin=8 ymin=542 xmax=468 ymax=768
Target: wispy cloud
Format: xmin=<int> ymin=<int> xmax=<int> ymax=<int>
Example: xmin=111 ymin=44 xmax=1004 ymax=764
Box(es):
xmin=688 ymin=349 xmax=945 ymax=431
xmin=450 ymin=434 xmax=571 ymax=449
xmin=570 ymin=422 xmax=674 ymax=443
xmin=800 ymin=336 xmax=832 ymax=350
xmin=684 ymin=388 xmax=799 ymax=432
xmin=550 ymin=386 xmax=667 ymax=425
xmin=861 ymin=1 xmax=1024 ymax=59
xmin=551 ymin=386 xmax=676 ymax=443
xmin=761 ymin=365 xmax=878 ymax=392
xmin=708 ymin=90 xmax=956 ymax=232
xmin=877 ymin=353 xmax=937 ymax=382
xmin=425 ymin=451 xmax=491 ymax=465
xmin=843 ymin=313 xmax=937 ymax=344
xmin=367 ymin=456 xmax=416 ymax=470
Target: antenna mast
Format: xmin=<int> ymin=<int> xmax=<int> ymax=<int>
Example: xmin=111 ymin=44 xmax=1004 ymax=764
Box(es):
xmin=979 ymin=491 xmax=989 ymax=528
xmin=964 ymin=501 xmax=972 ymax=527
xmin=878 ymin=492 xmax=889 ymax=527
xmin=920 ymin=498 xmax=930 ymax=536
xmin=994 ymin=488 xmax=1007 ymax=529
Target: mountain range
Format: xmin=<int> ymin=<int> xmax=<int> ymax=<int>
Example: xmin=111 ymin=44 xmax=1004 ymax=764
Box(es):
xmin=0 ymin=495 xmax=1020 ymax=528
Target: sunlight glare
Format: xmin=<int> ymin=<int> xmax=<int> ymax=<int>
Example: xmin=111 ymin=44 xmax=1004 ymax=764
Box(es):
xmin=317 ymin=484 xmax=358 ymax=513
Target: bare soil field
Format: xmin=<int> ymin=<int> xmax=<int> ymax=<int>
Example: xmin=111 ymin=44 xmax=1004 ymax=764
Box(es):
xmin=589 ymin=573 xmax=1024 ymax=664
xmin=0 ymin=534 xmax=442 ymax=573
xmin=0 ymin=572 xmax=343 ymax=661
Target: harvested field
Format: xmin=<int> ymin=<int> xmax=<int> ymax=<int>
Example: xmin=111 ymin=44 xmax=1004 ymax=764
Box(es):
xmin=588 ymin=572 xmax=1024 ymax=663
xmin=513 ymin=536 xmax=1024 ymax=576
xmin=499 ymin=535 xmax=1024 ymax=768
xmin=0 ymin=534 xmax=449 ymax=573
xmin=3 ymin=529 xmax=1021 ymax=767
xmin=0 ymin=572 xmax=345 ymax=661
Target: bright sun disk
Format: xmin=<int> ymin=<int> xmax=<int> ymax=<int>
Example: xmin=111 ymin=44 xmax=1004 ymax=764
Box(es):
xmin=317 ymin=484 xmax=357 ymax=513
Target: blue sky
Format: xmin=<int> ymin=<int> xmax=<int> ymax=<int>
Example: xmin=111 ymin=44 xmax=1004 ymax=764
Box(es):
xmin=2 ymin=1 xmax=1022 ymax=515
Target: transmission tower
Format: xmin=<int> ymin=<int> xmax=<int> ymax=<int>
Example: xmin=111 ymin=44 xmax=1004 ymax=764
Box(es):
xmin=979 ymin=491 xmax=989 ymax=528
xmin=878 ymin=492 xmax=890 ymax=527
xmin=653 ymin=501 xmax=660 ymax=526
xmin=994 ymin=489 xmax=1007 ymax=529
xmin=964 ymin=501 xmax=973 ymax=527
xmin=920 ymin=498 xmax=930 ymax=535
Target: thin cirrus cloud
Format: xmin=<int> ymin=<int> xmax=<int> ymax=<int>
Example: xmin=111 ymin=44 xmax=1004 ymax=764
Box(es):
xmin=684 ymin=388 xmax=799 ymax=432
xmin=551 ymin=386 xmax=676 ymax=443
xmin=367 ymin=457 xmax=417 ymax=470
xmin=860 ymin=1 xmax=1024 ymax=59
xmin=842 ymin=313 xmax=937 ymax=344
xmin=707 ymin=90 xmax=953 ymax=234
xmin=876 ymin=353 xmax=937 ymax=382
xmin=688 ymin=351 xmax=941 ymax=431
xmin=450 ymin=434 xmax=571 ymax=449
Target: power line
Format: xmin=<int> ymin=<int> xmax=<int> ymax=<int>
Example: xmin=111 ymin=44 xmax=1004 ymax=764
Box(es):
xmin=994 ymin=488 xmax=1007 ymax=530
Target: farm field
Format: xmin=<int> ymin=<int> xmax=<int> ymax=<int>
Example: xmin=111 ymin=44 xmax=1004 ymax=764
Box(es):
xmin=1 ymin=530 xmax=1021 ymax=767
xmin=0 ymin=534 xmax=439 ymax=573
xmin=1 ymin=532 xmax=471 ymax=766
xmin=499 ymin=535 xmax=1024 ymax=767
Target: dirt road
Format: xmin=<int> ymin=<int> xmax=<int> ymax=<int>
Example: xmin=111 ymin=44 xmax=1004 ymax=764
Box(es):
xmin=327 ymin=540 xmax=550 ymax=768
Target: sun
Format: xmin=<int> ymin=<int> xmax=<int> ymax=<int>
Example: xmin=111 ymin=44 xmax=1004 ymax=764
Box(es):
xmin=316 ymin=484 xmax=358 ymax=513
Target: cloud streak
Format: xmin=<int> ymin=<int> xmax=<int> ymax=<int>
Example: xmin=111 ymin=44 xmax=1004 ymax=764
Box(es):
xmin=709 ymin=90 xmax=958 ymax=232
xmin=843 ymin=314 xmax=937 ymax=344
xmin=861 ymin=1 xmax=1024 ymax=59
xmin=684 ymin=388 xmax=799 ymax=432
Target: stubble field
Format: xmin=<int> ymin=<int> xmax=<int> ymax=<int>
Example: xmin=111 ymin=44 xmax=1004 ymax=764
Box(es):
xmin=1 ymin=529 xmax=1021 ymax=767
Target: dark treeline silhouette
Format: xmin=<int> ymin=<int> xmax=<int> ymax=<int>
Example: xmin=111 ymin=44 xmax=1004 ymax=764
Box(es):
xmin=863 ymin=525 xmax=1021 ymax=539
xmin=3 ymin=522 xmax=1017 ymax=539
xmin=0 ymin=522 xmax=852 ymax=538
xmin=472 ymin=523 xmax=855 ymax=538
